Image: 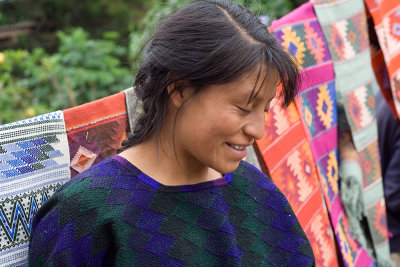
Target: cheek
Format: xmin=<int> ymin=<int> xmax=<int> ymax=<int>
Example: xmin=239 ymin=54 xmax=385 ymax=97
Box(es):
xmin=204 ymin=112 xmax=242 ymax=138
xmin=181 ymin=102 xmax=242 ymax=142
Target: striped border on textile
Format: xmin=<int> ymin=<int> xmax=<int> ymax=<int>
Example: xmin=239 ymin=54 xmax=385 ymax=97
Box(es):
xmin=0 ymin=111 xmax=71 ymax=267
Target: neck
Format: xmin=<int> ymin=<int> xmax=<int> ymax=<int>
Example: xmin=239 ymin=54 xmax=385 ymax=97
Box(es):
xmin=119 ymin=137 xmax=221 ymax=186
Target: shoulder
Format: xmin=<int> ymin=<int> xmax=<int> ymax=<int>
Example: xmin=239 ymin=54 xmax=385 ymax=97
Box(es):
xmin=233 ymin=160 xmax=280 ymax=193
xmin=232 ymin=161 xmax=309 ymax=235
xmin=29 ymin=156 xmax=133 ymax=264
xmin=234 ymin=160 xmax=266 ymax=179
xmin=230 ymin=161 xmax=315 ymax=265
xmin=59 ymin=156 xmax=124 ymax=198
xmin=31 ymin=156 xmax=130 ymax=233
xmin=231 ymin=161 xmax=295 ymax=216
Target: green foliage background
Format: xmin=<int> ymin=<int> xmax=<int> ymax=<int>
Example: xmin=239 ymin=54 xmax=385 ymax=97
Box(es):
xmin=0 ymin=29 xmax=133 ymax=123
xmin=0 ymin=0 xmax=302 ymax=124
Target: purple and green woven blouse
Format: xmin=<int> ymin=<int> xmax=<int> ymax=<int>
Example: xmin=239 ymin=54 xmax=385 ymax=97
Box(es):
xmin=28 ymin=155 xmax=315 ymax=266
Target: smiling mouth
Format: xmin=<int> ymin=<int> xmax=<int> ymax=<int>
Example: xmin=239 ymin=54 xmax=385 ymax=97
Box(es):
xmin=226 ymin=143 xmax=246 ymax=151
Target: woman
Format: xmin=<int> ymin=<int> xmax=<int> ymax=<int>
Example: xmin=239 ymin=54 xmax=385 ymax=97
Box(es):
xmin=29 ymin=0 xmax=315 ymax=266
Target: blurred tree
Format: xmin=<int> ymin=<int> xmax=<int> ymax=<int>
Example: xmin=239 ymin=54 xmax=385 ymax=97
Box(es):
xmin=0 ymin=0 xmax=305 ymax=123
xmin=0 ymin=48 xmax=49 ymax=123
xmin=0 ymin=28 xmax=133 ymax=124
xmin=0 ymin=0 xmax=302 ymax=51
xmin=0 ymin=0 xmax=156 ymax=50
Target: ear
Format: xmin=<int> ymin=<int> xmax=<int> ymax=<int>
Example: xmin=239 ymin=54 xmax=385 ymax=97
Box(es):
xmin=168 ymin=81 xmax=193 ymax=108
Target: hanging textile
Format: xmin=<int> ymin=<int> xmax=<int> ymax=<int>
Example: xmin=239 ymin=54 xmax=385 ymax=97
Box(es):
xmin=312 ymin=0 xmax=392 ymax=265
xmin=0 ymin=111 xmax=71 ymax=267
xmin=256 ymin=3 xmax=340 ymax=266
xmin=364 ymin=0 xmax=400 ymax=119
xmin=63 ymin=92 xmax=128 ymax=178
xmin=367 ymin=13 xmax=397 ymax=117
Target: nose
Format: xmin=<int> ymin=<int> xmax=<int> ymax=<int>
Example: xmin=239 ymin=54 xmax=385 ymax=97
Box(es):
xmin=244 ymin=110 xmax=265 ymax=140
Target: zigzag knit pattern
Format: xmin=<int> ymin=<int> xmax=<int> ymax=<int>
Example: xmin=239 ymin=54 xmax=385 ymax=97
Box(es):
xmin=29 ymin=156 xmax=315 ymax=266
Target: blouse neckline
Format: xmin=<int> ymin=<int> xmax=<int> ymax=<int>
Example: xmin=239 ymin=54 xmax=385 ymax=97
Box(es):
xmin=112 ymin=155 xmax=233 ymax=192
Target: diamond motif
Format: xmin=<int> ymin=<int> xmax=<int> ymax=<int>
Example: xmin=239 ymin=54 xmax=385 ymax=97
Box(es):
xmin=304 ymin=21 xmax=327 ymax=64
xmin=316 ymin=84 xmax=334 ymax=129
xmin=304 ymin=106 xmax=313 ymax=127
xmin=288 ymin=42 xmax=298 ymax=56
xmin=71 ymin=146 xmax=97 ymax=173
xmin=327 ymin=24 xmax=345 ymax=61
xmin=281 ymin=26 xmax=306 ymax=67
xmin=77 ymin=155 xmax=91 ymax=167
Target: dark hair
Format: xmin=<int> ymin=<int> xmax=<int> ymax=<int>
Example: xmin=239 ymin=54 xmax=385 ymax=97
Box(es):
xmin=120 ymin=0 xmax=299 ymax=152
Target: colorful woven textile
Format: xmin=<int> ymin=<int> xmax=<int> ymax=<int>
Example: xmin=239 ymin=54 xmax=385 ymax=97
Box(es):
xmin=256 ymin=3 xmax=339 ymax=266
xmin=0 ymin=111 xmax=71 ymax=267
xmin=29 ymin=157 xmax=315 ymax=266
xmin=312 ymin=0 xmax=392 ymax=265
xmin=63 ymin=92 xmax=128 ymax=179
xmin=364 ymin=0 xmax=400 ymax=119
xmin=369 ymin=17 xmax=397 ymax=117
xmin=256 ymin=102 xmax=338 ymax=267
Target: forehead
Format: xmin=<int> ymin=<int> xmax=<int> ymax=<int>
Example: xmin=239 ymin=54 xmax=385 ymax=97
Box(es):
xmin=222 ymin=65 xmax=279 ymax=100
xmin=194 ymin=64 xmax=279 ymax=106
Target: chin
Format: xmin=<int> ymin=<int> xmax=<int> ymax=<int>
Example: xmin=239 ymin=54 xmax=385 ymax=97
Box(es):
xmin=214 ymin=160 xmax=241 ymax=175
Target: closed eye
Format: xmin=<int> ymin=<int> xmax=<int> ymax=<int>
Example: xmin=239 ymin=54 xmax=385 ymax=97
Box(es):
xmin=237 ymin=106 xmax=251 ymax=114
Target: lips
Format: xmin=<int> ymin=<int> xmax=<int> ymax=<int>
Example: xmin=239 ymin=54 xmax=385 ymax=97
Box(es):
xmin=226 ymin=143 xmax=247 ymax=151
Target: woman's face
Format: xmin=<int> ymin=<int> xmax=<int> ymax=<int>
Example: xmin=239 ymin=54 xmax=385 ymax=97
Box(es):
xmin=172 ymin=66 xmax=278 ymax=175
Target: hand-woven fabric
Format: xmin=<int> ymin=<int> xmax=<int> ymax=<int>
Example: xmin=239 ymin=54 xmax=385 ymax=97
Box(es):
xmin=28 ymin=156 xmax=315 ymax=266
xmin=369 ymin=19 xmax=398 ymax=117
xmin=312 ymin=0 xmax=392 ymax=265
xmin=255 ymin=3 xmax=339 ymax=266
xmin=63 ymin=92 xmax=128 ymax=178
xmin=0 ymin=111 xmax=71 ymax=267
xmin=364 ymin=0 xmax=400 ymax=119
xmin=271 ymin=3 xmax=372 ymax=266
